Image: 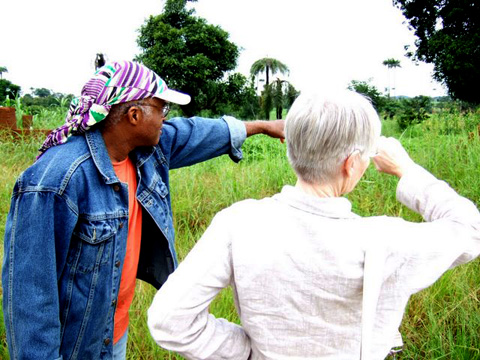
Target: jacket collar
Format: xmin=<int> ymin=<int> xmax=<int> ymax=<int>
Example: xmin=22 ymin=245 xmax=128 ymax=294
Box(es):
xmin=129 ymin=145 xmax=159 ymax=168
xmin=85 ymin=128 xmax=161 ymax=184
xmin=274 ymin=185 xmax=359 ymax=219
xmin=85 ymin=128 xmax=119 ymax=185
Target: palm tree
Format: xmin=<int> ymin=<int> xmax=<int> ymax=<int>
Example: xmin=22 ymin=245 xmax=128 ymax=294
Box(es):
xmin=0 ymin=66 xmax=8 ymax=79
xmin=271 ymin=78 xmax=288 ymax=119
xmin=250 ymin=58 xmax=289 ymax=90
xmin=382 ymin=58 xmax=401 ymax=97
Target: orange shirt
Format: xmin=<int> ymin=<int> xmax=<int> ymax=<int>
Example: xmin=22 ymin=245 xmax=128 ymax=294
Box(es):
xmin=112 ymin=157 xmax=142 ymax=343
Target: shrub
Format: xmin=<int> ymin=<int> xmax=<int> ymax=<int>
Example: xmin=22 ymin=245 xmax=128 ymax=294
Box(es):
xmin=397 ymin=96 xmax=432 ymax=130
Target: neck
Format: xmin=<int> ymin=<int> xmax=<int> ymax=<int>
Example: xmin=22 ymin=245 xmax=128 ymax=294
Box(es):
xmin=101 ymin=126 xmax=134 ymax=163
xmin=295 ymin=178 xmax=342 ymax=198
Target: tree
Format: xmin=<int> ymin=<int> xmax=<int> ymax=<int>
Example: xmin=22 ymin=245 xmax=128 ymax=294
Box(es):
xmin=33 ymin=88 xmax=52 ymax=98
xmin=22 ymin=89 xmax=73 ymax=110
xmin=213 ymin=73 xmax=260 ymax=120
xmin=397 ymin=96 xmax=432 ymax=130
xmin=393 ymin=0 xmax=480 ymax=104
xmin=0 ymin=79 xmax=21 ymax=102
xmin=347 ymin=79 xmax=385 ymax=111
xmin=0 ymin=66 xmax=7 ymax=80
xmin=250 ymin=58 xmax=289 ymax=89
xmin=260 ymin=85 xmax=273 ymax=120
xmin=284 ymin=83 xmax=300 ymax=111
xmin=382 ymin=58 xmax=401 ymax=97
xmin=271 ymin=78 xmax=286 ymax=120
xmin=269 ymin=78 xmax=299 ymax=120
xmin=135 ymin=0 xmax=238 ymax=116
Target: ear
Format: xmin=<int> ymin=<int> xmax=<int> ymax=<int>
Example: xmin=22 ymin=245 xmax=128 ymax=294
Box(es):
xmin=125 ymin=105 xmax=143 ymax=126
xmin=343 ymin=150 xmax=360 ymax=178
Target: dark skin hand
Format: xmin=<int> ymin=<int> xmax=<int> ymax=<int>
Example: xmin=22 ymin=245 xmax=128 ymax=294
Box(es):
xmin=244 ymin=120 xmax=285 ymax=143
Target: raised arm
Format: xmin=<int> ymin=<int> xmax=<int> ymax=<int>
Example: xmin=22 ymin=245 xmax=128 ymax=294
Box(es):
xmin=244 ymin=120 xmax=285 ymax=142
xmin=161 ymin=116 xmax=285 ymax=169
xmin=372 ymin=136 xmax=416 ymax=177
xmin=373 ymin=136 xmax=480 ymax=292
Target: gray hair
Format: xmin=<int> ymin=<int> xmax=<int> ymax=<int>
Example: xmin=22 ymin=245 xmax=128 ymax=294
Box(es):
xmin=285 ymin=90 xmax=381 ymax=184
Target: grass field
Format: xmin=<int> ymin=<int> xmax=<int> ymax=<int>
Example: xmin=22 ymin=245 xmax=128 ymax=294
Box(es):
xmin=1 ymin=109 xmax=480 ymax=359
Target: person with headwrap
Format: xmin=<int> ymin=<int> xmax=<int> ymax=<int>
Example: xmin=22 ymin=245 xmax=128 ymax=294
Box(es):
xmin=2 ymin=60 xmax=285 ymax=360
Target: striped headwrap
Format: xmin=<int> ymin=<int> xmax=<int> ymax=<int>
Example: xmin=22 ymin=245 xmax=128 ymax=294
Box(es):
xmin=38 ymin=60 xmax=190 ymax=158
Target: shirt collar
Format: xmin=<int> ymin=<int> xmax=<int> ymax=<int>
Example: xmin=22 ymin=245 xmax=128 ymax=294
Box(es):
xmin=273 ymin=185 xmax=359 ymax=219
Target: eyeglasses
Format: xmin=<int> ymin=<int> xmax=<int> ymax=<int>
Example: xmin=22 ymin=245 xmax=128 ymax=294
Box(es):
xmin=141 ymin=103 xmax=170 ymax=117
xmin=348 ymin=148 xmax=378 ymax=159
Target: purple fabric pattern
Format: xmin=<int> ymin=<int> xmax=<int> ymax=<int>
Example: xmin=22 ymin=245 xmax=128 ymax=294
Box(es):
xmin=37 ymin=60 xmax=190 ymax=159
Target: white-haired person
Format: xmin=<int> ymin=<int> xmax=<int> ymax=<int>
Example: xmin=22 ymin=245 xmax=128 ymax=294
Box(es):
xmin=147 ymin=90 xmax=480 ymax=359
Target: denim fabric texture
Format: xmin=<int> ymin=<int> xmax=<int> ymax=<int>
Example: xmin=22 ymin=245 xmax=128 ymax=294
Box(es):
xmin=2 ymin=116 xmax=245 ymax=360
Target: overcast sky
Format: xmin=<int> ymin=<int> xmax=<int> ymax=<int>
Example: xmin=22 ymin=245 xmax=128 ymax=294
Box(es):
xmin=1 ymin=0 xmax=447 ymax=98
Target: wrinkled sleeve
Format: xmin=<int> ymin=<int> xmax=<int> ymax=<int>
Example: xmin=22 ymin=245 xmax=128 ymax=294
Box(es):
xmin=2 ymin=185 xmax=77 ymax=360
xmin=147 ymin=210 xmax=251 ymax=360
xmin=160 ymin=115 xmax=247 ymax=169
xmin=392 ymin=164 xmax=480 ymax=293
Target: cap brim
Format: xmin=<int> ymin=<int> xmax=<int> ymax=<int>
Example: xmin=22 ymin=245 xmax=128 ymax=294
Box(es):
xmin=155 ymin=89 xmax=191 ymax=105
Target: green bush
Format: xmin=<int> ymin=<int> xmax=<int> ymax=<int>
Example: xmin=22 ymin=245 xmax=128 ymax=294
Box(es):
xmin=397 ymin=96 xmax=432 ymax=130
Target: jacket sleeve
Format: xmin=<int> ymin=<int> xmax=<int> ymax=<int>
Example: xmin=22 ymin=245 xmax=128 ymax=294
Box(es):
xmin=2 ymin=186 xmax=77 ymax=359
xmin=389 ymin=164 xmax=480 ymax=293
xmin=147 ymin=210 xmax=251 ymax=360
xmin=159 ymin=115 xmax=247 ymax=170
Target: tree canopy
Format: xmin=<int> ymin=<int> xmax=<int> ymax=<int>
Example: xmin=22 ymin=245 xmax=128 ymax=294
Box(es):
xmin=382 ymin=58 xmax=401 ymax=69
xmin=135 ymin=0 xmax=239 ymax=116
xmin=383 ymin=58 xmax=401 ymax=97
xmin=347 ymin=79 xmax=384 ymax=111
xmin=250 ymin=58 xmax=289 ymax=88
xmin=393 ymin=0 xmax=480 ymax=104
xmin=33 ymin=88 xmax=53 ymax=98
xmin=20 ymin=88 xmax=72 ymax=108
xmin=0 ymin=79 xmax=21 ymax=102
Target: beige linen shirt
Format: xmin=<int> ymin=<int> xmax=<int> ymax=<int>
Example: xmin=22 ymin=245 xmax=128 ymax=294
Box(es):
xmin=148 ymin=165 xmax=480 ymax=360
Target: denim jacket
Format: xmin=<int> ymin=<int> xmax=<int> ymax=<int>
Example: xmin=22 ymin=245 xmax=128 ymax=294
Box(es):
xmin=2 ymin=116 xmax=246 ymax=360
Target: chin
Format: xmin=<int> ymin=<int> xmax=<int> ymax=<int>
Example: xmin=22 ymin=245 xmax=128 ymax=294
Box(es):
xmin=151 ymin=130 xmax=162 ymax=144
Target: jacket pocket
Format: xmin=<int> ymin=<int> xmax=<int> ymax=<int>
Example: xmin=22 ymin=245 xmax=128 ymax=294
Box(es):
xmin=67 ymin=218 xmax=117 ymax=273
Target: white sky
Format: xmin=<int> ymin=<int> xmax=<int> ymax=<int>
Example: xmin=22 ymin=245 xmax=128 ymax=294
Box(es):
xmin=1 ymin=0 xmax=447 ymax=98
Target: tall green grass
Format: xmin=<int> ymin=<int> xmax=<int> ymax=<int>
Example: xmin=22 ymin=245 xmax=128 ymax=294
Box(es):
xmin=1 ymin=109 xmax=480 ymax=359
xmin=30 ymin=107 xmax=67 ymax=129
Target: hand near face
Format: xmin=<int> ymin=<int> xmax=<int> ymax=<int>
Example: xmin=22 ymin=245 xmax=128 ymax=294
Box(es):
xmin=372 ymin=136 xmax=416 ymax=178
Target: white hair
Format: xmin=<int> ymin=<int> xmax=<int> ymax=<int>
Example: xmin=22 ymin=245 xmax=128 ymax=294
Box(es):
xmin=285 ymin=90 xmax=381 ymax=184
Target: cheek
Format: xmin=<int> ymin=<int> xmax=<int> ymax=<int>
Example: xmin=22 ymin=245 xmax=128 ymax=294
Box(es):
xmin=148 ymin=119 xmax=160 ymax=131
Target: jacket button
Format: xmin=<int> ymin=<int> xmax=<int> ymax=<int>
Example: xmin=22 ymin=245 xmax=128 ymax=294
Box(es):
xmin=113 ymin=185 xmax=120 ymax=192
xmin=112 ymin=299 xmax=117 ymax=306
xmin=104 ymin=338 xmax=111 ymax=346
xmin=119 ymin=222 xmax=124 ymax=229
xmin=115 ymin=260 xmax=121 ymax=267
